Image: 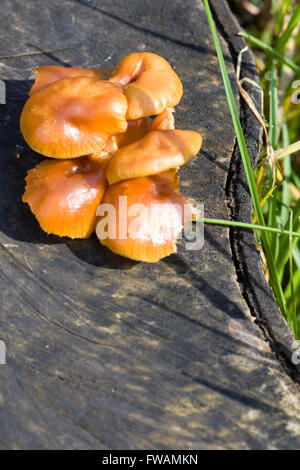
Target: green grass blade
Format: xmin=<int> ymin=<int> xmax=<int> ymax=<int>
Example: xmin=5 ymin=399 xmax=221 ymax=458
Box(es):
xmin=276 ymin=199 xmax=300 ymax=276
xmin=292 ymin=243 xmax=300 ymax=272
xmin=272 ymin=0 xmax=281 ymax=35
xmin=275 ymin=140 xmax=300 ymax=160
xmin=289 ymin=212 xmax=297 ymax=335
xmin=269 ymin=64 xmax=279 ymax=150
xmin=203 ymin=0 xmax=287 ymax=316
xmin=280 ymin=119 xmax=291 ymax=227
xmin=276 ymin=4 xmax=300 ymax=53
xmin=292 ymin=170 xmax=300 ymax=189
xmin=284 ymin=269 xmax=300 ymax=306
xmin=239 ymin=31 xmax=300 ymax=73
xmin=268 ymin=63 xmax=278 ymax=252
xmin=295 ymin=52 xmax=300 ymax=64
xmin=201 ymin=218 xmax=300 ymax=238
xmin=263 ymin=3 xmax=300 ymax=74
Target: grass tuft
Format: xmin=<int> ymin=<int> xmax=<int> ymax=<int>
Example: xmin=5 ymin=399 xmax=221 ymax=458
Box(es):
xmin=203 ymin=0 xmax=300 ymax=335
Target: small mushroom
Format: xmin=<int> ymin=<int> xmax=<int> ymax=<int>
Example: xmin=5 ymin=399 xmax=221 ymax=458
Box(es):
xmin=88 ymin=118 xmax=150 ymax=162
xmin=97 ymin=170 xmax=196 ymax=262
xmin=22 ymin=157 xmax=107 ymax=239
xmin=20 ymin=77 xmax=128 ymax=158
xmin=110 ymin=52 xmax=183 ymax=119
xmin=116 ymin=117 xmax=150 ymax=148
xmin=29 ymin=65 xmax=112 ymax=95
xmin=150 ymin=107 xmax=175 ymax=130
xmin=106 ymin=129 xmax=202 ymax=184
xmin=88 ymin=135 xmax=119 ymax=162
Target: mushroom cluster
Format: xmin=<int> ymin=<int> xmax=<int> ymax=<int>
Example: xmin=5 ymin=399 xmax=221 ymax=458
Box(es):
xmin=21 ymin=52 xmax=202 ymax=262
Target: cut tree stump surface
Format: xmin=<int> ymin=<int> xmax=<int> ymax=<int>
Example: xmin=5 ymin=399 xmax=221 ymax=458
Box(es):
xmin=0 ymin=0 xmax=300 ymax=450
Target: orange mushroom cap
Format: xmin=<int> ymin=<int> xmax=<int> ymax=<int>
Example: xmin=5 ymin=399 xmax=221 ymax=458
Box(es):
xmin=20 ymin=77 xmax=128 ymax=159
xmin=88 ymin=118 xmax=150 ymax=162
xmin=22 ymin=157 xmax=107 ymax=239
xmin=106 ymin=129 xmax=202 ymax=185
xmin=116 ymin=117 xmax=150 ymax=148
xmin=150 ymin=107 xmax=175 ymax=130
xmin=88 ymin=135 xmax=119 ymax=162
xmin=96 ymin=171 xmax=196 ymax=262
xmin=110 ymin=52 xmax=183 ymax=120
xmin=29 ymin=65 xmax=112 ymax=95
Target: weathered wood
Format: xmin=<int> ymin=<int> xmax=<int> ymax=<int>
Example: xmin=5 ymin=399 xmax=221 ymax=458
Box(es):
xmin=0 ymin=0 xmax=300 ymax=450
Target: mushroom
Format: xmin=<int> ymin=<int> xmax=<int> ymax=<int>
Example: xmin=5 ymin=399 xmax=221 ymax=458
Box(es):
xmin=88 ymin=118 xmax=150 ymax=162
xmin=150 ymin=107 xmax=175 ymax=130
xmin=116 ymin=117 xmax=150 ymax=148
xmin=110 ymin=52 xmax=183 ymax=120
xmin=29 ymin=65 xmax=112 ymax=95
xmin=96 ymin=170 xmax=196 ymax=262
xmin=88 ymin=135 xmax=119 ymax=162
xmin=106 ymin=129 xmax=202 ymax=184
xmin=82 ymin=112 xmax=167 ymax=164
xmin=20 ymin=77 xmax=128 ymax=159
xmin=22 ymin=157 xmax=107 ymax=239
xmin=19 ymin=53 xmax=202 ymax=263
